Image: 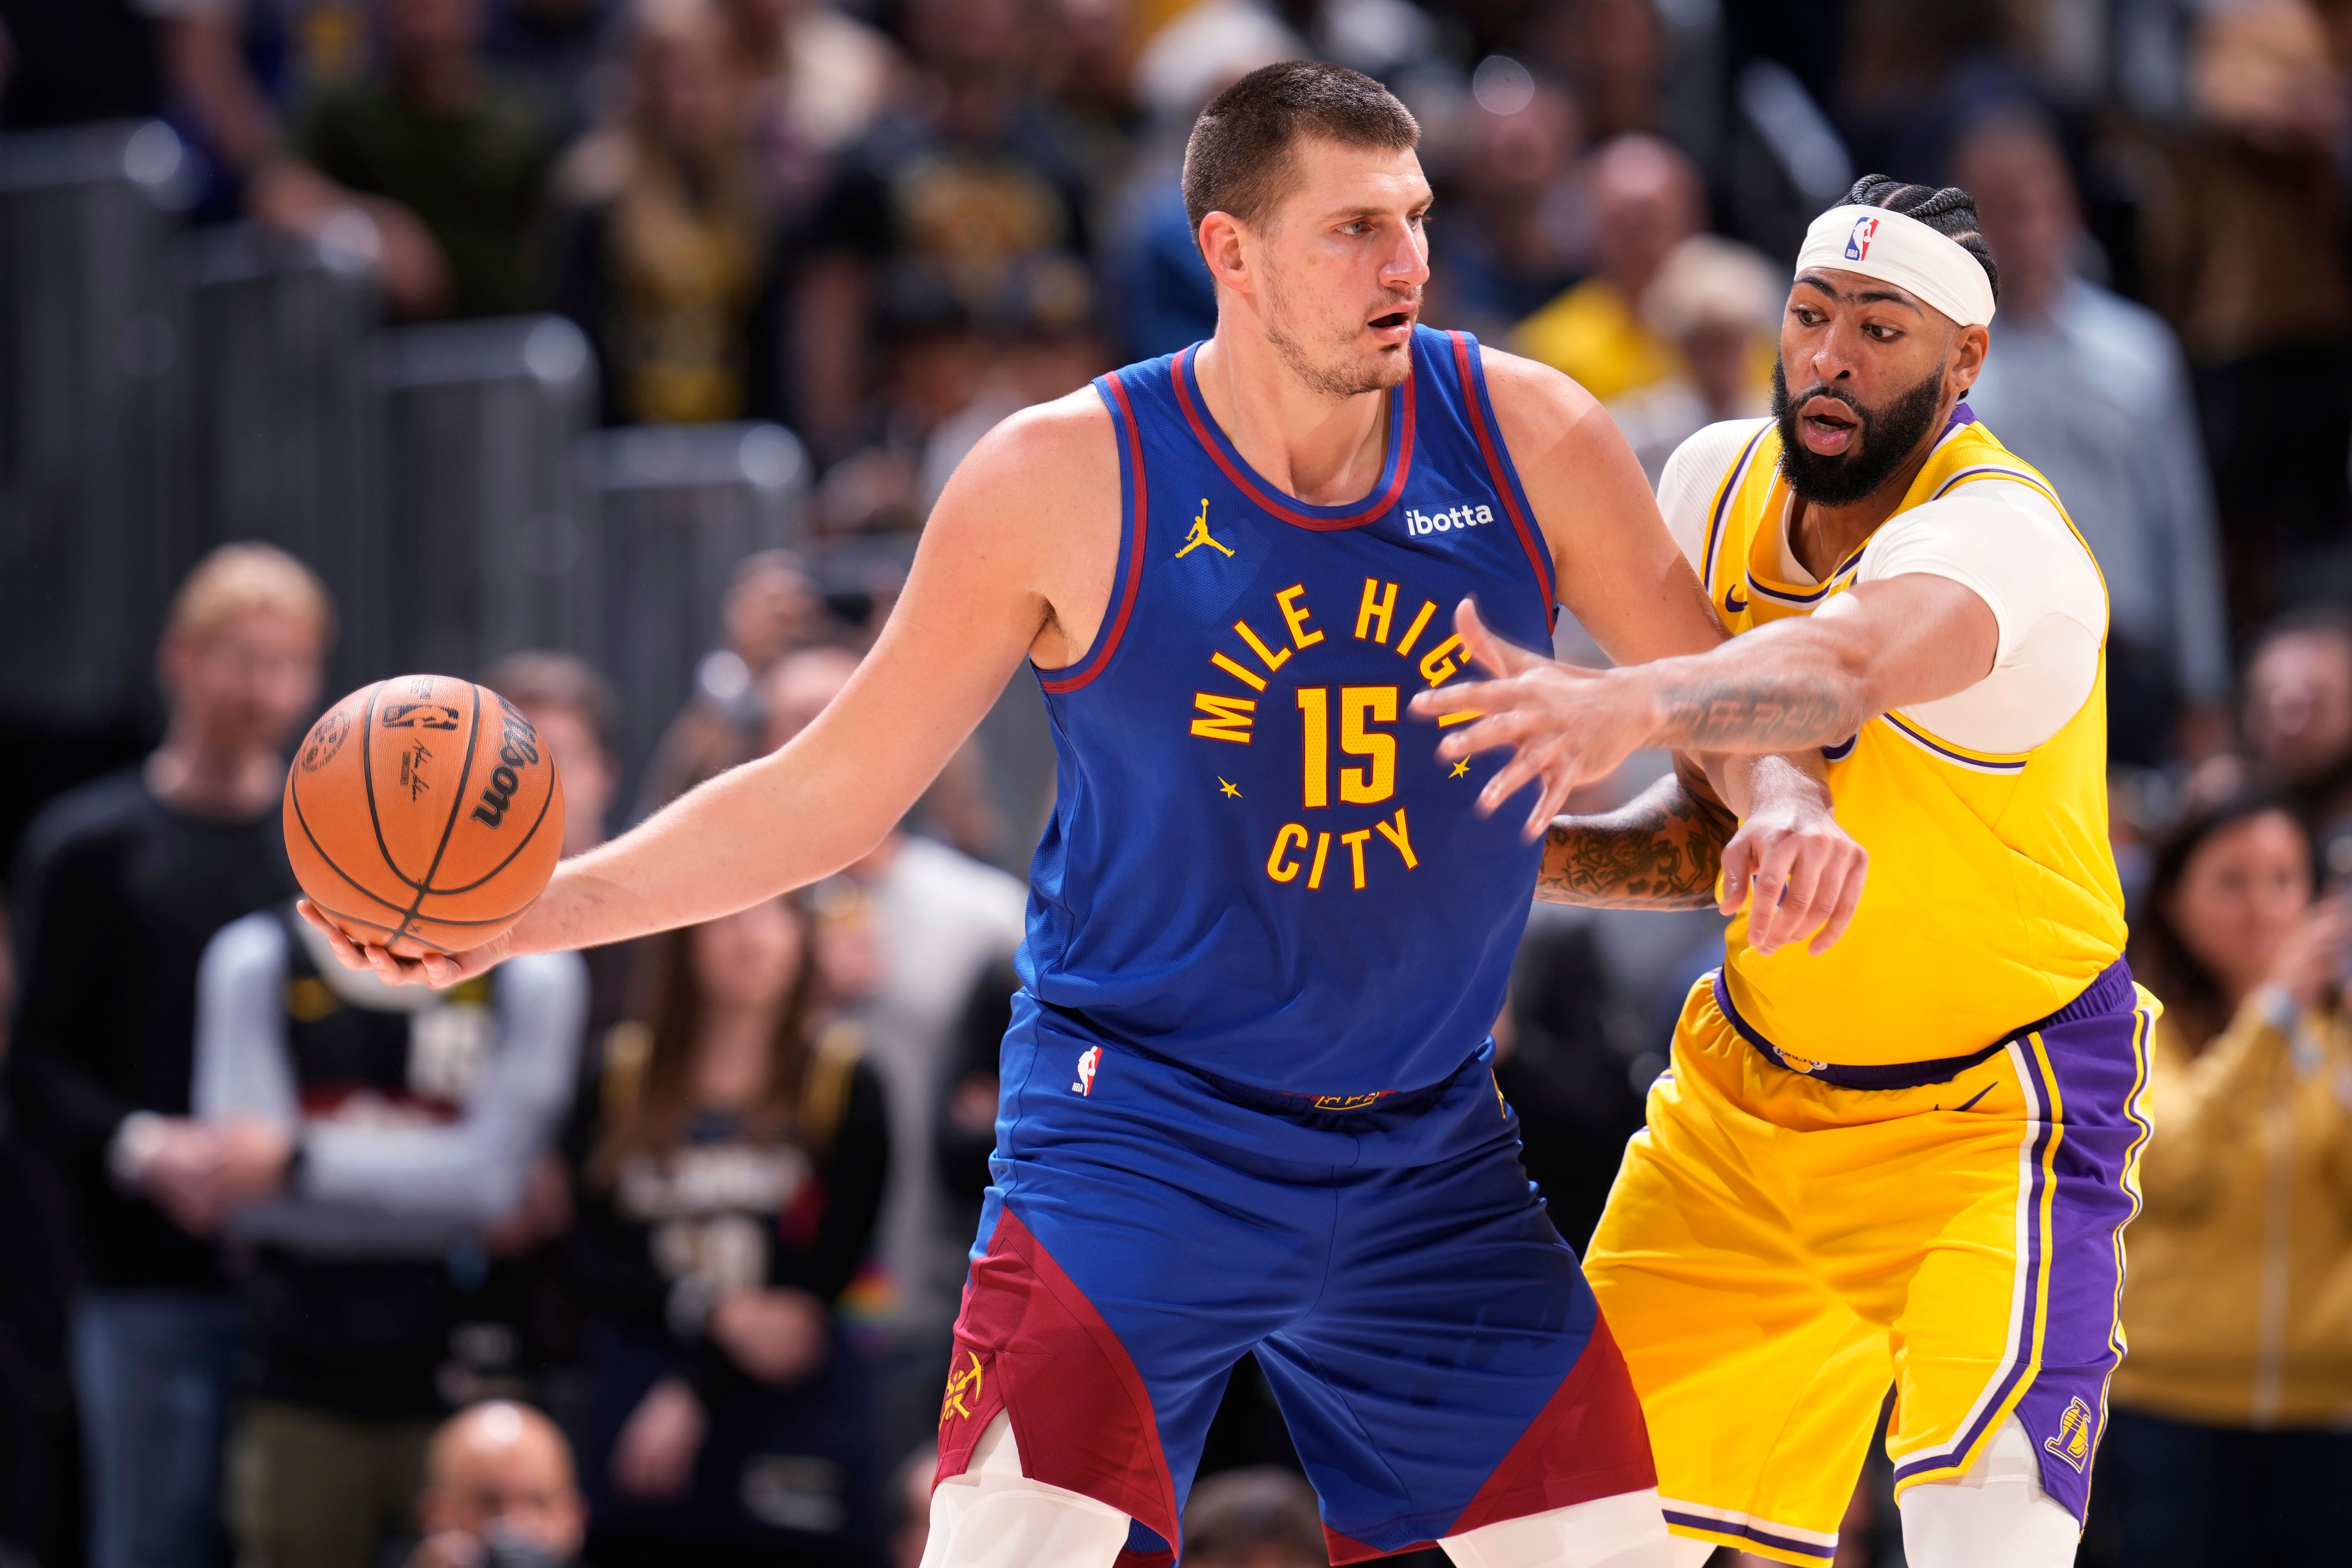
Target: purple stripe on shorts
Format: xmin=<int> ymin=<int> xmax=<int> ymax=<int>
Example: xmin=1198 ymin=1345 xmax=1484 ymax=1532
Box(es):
xmin=1893 ymin=1035 xmax=2056 ymax=1489
xmin=1889 ymin=959 xmax=2149 ymax=1522
xmin=1661 ymin=1511 xmax=1835 ymax=1562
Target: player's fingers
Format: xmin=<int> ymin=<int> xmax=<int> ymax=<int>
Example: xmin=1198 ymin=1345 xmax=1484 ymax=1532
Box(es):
xmin=1438 ymin=710 xmax=1531 ymax=764
xmin=1453 ymin=599 xmax=1532 ymax=678
xmin=1807 ymin=849 xmax=1869 ymax=955
xmin=1523 ymin=765 xmax=1580 ymax=843
xmin=1478 ymin=745 xmax=1553 ymax=817
xmin=1411 ymin=676 xmax=1507 ymax=724
xmin=1718 ymin=828 xmax=1756 ymax=918
xmin=297 ymin=901 xmax=372 ymax=971
xmin=1764 ymin=837 xmax=1832 ymax=953
xmin=1744 ymin=833 xmax=1800 ymax=954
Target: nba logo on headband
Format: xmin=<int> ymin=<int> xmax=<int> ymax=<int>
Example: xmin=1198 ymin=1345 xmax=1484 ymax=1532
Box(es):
xmin=1845 ymin=216 xmax=1879 ymax=261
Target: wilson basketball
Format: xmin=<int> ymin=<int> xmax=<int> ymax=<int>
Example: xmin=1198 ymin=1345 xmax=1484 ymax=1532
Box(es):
xmin=283 ymin=675 xmax=566 ymax=959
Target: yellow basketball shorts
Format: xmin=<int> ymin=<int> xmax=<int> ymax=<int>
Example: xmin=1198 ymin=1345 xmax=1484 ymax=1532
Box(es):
xmin=1582 ymin=963 xmax=2154 ymax=1566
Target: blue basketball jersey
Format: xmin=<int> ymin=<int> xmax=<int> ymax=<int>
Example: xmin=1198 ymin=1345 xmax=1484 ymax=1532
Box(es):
xmin=1018 ymin=326 xmax=1559 ymax=1101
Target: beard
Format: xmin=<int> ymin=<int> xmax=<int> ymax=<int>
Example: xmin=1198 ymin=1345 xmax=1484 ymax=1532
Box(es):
xmin=1771 ymin=358 xmax=1948 ymax=507
xmin=1263 ymin=261 xmax=1414 ymax=399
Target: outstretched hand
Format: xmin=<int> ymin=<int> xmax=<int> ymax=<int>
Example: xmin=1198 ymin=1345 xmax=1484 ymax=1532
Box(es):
xmin=1408 ymin=599 xmax=1658 ymax=840
xmin=296 ymin=899 xmax=509 ymax=990
xmin=1719 ymin=787 xmax=1868 ymax=956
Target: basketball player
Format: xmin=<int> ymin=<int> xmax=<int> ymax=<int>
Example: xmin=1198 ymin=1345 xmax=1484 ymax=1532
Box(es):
xmin=1415 ymin=177 xmax=2150 ymax=1568
xmin=307 ymin=64 xmax=1870 ymax=1568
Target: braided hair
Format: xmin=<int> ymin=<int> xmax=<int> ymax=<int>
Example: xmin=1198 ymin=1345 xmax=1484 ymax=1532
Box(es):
xmin=1840 ymin=174 xmax=2000 ymax=306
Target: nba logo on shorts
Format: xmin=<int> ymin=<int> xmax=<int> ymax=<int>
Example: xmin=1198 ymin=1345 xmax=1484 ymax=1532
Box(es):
xmin=2043 ymin=1397 xmax=2095 ymax=1471
xmin=1846 ymin=215 xmax=1879 ymax=260
xmin=1072 ymin=1046 xmax=1102 ymax=1096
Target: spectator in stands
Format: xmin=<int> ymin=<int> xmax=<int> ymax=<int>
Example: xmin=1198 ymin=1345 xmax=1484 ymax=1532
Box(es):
xmin=483 ymin=0 xmax=618 ymax=135
xmin=635 ymin=549 xmax=822 ymax=816
xmin=566 ymin=892 xmax=889 ymax=1565
xmin=1607 ymin=232 xmax=1777 ymax=482
xmin=2141 ymin=0 xmax=2352 ymax=624
xmin=791 ymin=0 xmax=1096 ymax=461
xmin=288 ymin=0 xmax=560 ymax=318
xmin=6 ymin=544 xmax=331 ymax=1568
xmin=2239 ymin=610 xmax=2352 ymax=857
xmin=193 ymin=895 xmax=585 ymax=1568
xmin=1511 ymin=133 xmax=1700 ymax=405
xmin=1958 ymin=111 xmax=2233 ymax=768
xmin=552 ymin=0 xmax=786 ymax=426
xmin=1424 ymin=74 xmax=1585 ymax=345
xmin=409 ymin=1401 xmax=586 ymax=1568
xmin=1181 ymin=1467 xmax=1328 ymax=1568
xmin=717 ymin=0 xmax=904 ymax=205
xmin=757 ymin=646 xmax=1023 ymax=1453
xmin=2107 ymin=793 xmax=2352 ymax=1566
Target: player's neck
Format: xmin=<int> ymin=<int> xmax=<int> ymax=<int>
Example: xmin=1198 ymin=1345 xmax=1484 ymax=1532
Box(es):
xmin=1190 ymin=331 xmax=1393 ymax=509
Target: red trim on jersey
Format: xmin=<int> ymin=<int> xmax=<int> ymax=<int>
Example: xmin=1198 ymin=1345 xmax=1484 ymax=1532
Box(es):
xmin=1318 ymin=1314 xmax=1657 ymax=1563
xmin=933 ymin=1208 xmax=1183 ymax=1553
xmin=1170 ymin=345 xmax=1415 ymax=531
xmin=1450 ymin=332 xmax=1557 ymax=621
xmin=1040 ymin=373 xmax=1150 ymax=695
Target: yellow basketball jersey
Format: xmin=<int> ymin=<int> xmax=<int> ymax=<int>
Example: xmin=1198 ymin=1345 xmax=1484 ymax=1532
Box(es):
xmin=1695 ymin=417 xmax=2126 ymax=1065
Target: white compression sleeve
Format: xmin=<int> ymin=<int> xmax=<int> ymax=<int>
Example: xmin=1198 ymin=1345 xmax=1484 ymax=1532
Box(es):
xmin=1897 ymin=1416 xmax=2081 ymax=1568
xmin=920 ymin=1413 xmax=1133 ymax=1568
xmin=1441 ymin=1490 xmax=1673 ymax=1568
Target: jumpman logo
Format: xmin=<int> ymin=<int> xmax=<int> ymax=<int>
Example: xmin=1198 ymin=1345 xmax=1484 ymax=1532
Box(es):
xmin=1175 ymin=499 xmax=1233 ymax=559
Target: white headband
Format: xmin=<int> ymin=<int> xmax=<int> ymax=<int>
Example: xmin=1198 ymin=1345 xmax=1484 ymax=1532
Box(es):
xmin=1793 ymin=205 xmax=1996 ymax=329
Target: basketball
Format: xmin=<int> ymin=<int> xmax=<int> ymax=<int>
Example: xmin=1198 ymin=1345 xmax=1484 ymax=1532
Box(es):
xmin=282 ymin=674 xmax=566 ymax=960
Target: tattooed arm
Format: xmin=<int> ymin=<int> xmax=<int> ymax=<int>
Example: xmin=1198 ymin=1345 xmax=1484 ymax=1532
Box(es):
xmin=1412 ymin=574 xmax=1999 ymax=832
xmin=1541 ymin=751 xmax=1868 ymax=953
xmin=1538 ymin=759 xmax=1733 ymax=910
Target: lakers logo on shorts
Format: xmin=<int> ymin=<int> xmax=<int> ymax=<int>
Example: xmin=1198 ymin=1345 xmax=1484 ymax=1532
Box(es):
xmin=939 ymin=1348 xmax=985 ymax=1428
xmin=1773 ymin=1046 xmax=1826 ymax=1077
xmin=2043 ymin=1397 xmax=2095 ymax=1472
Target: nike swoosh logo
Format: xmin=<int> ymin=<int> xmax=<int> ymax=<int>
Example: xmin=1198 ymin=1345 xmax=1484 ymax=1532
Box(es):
xmin=1954 ymin=1083 xmax=1994 ymax=1113
xmin=1723 ymin=587 xmax=1749 ymax=613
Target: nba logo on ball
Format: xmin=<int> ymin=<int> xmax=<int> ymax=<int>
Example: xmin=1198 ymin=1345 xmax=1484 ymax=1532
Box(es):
xmin=1845 ymin=215 xmax=1878 ymax=261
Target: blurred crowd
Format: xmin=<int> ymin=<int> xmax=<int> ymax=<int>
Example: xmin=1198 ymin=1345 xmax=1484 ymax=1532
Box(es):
xmin=6 ymin=0 xmax=2352 ymax=1567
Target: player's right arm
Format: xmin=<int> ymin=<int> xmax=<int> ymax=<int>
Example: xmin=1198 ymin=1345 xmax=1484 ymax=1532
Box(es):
xmin=310 ymin=392 xmax=1122 ymax=987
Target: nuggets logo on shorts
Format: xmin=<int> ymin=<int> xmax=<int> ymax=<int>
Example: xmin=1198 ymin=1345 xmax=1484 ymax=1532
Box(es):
xmin=939 ymin=1348 xmax=985 ymax=1428
xmin=2043 ymin=1397 xmax=2095 ymax=1472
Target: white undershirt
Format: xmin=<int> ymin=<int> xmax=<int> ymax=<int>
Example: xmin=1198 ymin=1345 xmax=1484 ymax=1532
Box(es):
xmin=1657 ymin=419 xmax=2107 ymax=755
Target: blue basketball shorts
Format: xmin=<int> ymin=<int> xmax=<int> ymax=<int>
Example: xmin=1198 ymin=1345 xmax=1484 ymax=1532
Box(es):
xmin=932 ymin=995 xmax=1655 ymax=1567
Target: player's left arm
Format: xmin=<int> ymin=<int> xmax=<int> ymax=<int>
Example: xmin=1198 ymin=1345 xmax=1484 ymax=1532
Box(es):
xmin=1475 ymin=348 xmax=1865 ymax=954
xmin=1414 ymin=487 xmax=2063 ymax=787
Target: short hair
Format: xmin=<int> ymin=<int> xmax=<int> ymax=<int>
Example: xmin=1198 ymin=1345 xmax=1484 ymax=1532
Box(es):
xmin=1840 ymin=174 xmax=2000 ymax=305
xmin=165 ymin=542 xmax=336 ymax=649
xmin=479 ymin=650 xmax=619 ymax=753
xmin=1181 ymin=59 xmax=1419 ymax=244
